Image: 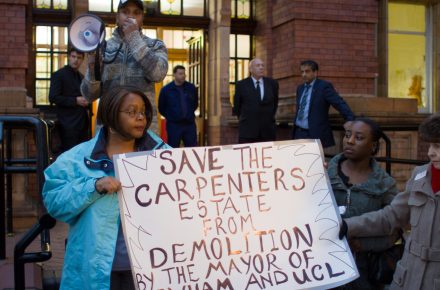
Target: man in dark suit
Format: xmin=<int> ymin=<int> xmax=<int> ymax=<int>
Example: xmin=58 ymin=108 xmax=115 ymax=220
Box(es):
xmin=233 ymin=58 xmax=279 ymax=143
xmin=49 ymin=47 xmax=90 ymax=152
xmin=293 ymin=60 xmax=354 ymax=148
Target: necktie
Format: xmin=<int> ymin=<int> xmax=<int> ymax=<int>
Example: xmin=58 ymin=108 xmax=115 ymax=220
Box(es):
xmin=297 ymin=84 xmax=311 ymax=121
xmin=256 ymin=81 xmax=262 ymax=100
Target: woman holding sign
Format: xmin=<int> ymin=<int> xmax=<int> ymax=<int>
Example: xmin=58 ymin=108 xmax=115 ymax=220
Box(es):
xmin=328 ymin=117 xmax=399 ymax=289
xmin=42 ymin=86 xmax=168 ymax=290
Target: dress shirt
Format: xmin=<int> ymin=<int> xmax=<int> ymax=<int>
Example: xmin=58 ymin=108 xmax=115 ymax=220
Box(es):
xmin=295 ymin=79 xmax=316 ymax=129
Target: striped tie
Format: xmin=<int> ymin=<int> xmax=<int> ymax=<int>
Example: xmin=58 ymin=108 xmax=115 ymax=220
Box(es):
xmin=297 ymin=84 xmax=311 ymax=121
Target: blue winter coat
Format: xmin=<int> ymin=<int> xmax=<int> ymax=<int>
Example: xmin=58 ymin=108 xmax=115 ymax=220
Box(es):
xmin=158 ymin=81 xmax=198 ymax=123
xmin=42 ymin=128 xmax=168 ymax=290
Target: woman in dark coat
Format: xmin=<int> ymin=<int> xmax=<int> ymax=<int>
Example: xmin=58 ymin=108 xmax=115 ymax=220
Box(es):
xmin=329 ymin=117 xmax=398 ymax=289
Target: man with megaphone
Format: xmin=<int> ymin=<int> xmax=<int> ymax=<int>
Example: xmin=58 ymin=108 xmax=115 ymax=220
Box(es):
xmin=79 ymin=0 xmax=168 ymax=135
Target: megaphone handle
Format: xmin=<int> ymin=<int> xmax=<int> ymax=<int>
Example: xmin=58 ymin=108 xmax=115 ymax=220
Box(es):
xmin=94 ymin=46 xmax=101 ymax=81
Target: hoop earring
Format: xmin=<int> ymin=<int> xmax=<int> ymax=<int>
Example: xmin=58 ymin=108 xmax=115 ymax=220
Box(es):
xmin=109 ymin=127 xmax=116 ymax=135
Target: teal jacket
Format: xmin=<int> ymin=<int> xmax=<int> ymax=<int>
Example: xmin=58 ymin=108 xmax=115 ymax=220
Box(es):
xmin=42 ymin=128 xmax=168 ymax=290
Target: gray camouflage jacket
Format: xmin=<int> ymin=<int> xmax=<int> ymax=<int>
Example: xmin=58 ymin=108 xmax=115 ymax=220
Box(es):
xmin=81 ymin=28 xmax=168 ymax=133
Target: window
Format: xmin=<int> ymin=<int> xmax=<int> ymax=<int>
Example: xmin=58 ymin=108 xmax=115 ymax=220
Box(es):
xmin=159 ymin=0 xmax=205 ymax=16
xmin=88 ymin=0 xmax=119 ymax=12
xmin=89 ymin=0 xmax=207 ymax=16
xmin=34 ymin=26 xmax=68 ymax=105
xmin=229 ymin=34 xmax=252 ymax=103
xmin=34 ymin=0 xmax=68 ymax=9
xmin=161 ymin=29 xmax=201 ymax=83
xmin=388 ymin=3 xmax=432 ymax=112
xmin=231 ymin=0 xmax=251 ymax=19
xmin=162 ymin=29 xmax=200 ymax=49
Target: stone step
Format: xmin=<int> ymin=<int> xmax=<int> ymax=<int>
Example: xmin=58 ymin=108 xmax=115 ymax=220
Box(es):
xmin=0 ymin=260 xmax=43 ymax=290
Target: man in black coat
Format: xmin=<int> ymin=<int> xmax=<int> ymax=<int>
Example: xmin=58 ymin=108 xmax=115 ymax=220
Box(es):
xmin=233 ymin=58 xmax=279 ymax=144
xmin=49 ymin=47 xmax=90 ymax=152
xmin=293 ymin=60 xmax=354 ymax=148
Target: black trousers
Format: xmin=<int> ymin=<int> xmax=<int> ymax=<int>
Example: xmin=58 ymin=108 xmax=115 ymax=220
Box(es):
xmin=110 ymin=270 xmax=135 ymax=290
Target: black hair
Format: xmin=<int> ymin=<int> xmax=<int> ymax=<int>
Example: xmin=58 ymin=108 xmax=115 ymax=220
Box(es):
xmin=97 ymin=85 xmax=152 ymax=136
xmin=419 ymin=113 xmax=440 ymax=143
xmin=300 ymin=60 xmax=319 ymax=71
xmin=173 ymin=65 xmax=186 ymax=74
xmin=117 ymin=0 xmax=144 ymax=11
xmin=353 ymin=117 xmax=383 ymax=155
xmin=68 ymin=46 xmax=85 ymax=56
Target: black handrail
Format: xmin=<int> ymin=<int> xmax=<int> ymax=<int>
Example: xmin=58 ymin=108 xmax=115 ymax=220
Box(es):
xmin=14 ymin=214 xmax=56 ymax=290
xmin=329 ymin=124 xmax=427 ymax=175
xmin=0 ymin=116 xmax=57 ymax=290
xmin=376 ymin=130 xmax=426 ymax=172
xmin=0 ymin=116 xmax=51 ymax=259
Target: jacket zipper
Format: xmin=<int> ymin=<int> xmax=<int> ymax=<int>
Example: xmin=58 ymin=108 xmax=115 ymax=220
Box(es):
xmin=120 ymin=44 xmax=128 ymax=86
xmin=345 ymin=188 xmax=351 ymax=212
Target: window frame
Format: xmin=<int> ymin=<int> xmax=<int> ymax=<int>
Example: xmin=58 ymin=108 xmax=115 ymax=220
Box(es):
xmin=33 ymin=25 xmax=69 ymax=107
xmin=231 ymin=0 xmax=253 ymax=20
xmin=229 ymin=33 xmax=254 ymax=104
xmin=378 ymin=1 xmax=436 ymax=113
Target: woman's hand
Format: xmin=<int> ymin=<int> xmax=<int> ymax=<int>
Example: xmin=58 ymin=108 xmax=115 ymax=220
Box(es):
xmin=95 ymin=176 xmax=121 ymax=194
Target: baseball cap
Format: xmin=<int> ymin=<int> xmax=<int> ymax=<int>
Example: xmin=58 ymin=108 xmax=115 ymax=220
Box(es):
xmin=118 ymin=0 xmax=144 ymax=11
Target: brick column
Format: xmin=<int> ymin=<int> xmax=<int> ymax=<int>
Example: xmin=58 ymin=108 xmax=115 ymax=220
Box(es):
xmin=208 ymin=0 xmax=231 ymax=145
xmin=0 ymin=0 xmax=28 ymax=88
xmin=254 ymin=0 xmax=274 ymax=76
xmin=72 ymin=0 xmax=89 ymax=17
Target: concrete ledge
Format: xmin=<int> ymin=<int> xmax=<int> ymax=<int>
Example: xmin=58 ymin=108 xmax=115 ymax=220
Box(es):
xmin=340 ymin=96 xmax=418 ymax=114
xmin=0 ymin=87 xmax=27 ymax=108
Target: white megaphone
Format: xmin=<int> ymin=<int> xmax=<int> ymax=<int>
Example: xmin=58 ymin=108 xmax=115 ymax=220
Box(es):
xmin=69 ymin=14 xmax=105 ymax=52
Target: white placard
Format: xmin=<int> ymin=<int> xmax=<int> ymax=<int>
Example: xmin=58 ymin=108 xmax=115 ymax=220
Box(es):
xmin=114 ymin=139 xmax=358 ymax=290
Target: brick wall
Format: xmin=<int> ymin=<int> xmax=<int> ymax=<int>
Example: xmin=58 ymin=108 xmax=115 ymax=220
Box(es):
xmin=0 ymin=2 xmax=28 ymax=87
xmin=221 ymin=0 xmax=429 ymax=190
xmin=267 ymin=0 xmax=378 ymax=97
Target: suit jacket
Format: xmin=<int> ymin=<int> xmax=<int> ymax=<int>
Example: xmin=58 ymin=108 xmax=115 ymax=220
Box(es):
xmin=293 ymin=78 xmax=354 ymax=147
xmin=233 ymin=76 xmax=279 ymax=140
xmin=49 ymin=65 xmax=90 ymax=131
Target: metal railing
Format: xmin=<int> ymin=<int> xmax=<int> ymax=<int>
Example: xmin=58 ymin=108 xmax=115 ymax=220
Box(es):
xmin=377 ymin=130 xmax=426 ymax=174
xmin=329 ymin=124 xmax=427 ymax=175
xmin=14 ymin=213 xmax=56 ymax=290
xmin=0 ymin=115 xmax=56 ymax=290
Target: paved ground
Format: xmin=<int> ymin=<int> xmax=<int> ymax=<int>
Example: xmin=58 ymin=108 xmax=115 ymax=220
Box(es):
xmin=4 ymin=220 xmax=68 ymax=282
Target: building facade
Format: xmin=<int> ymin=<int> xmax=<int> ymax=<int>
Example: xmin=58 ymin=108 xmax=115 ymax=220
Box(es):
xmin=0 ymin=0 xmax=439 ymax=215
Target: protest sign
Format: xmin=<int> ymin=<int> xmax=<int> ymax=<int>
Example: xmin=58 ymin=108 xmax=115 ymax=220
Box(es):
xmin=114 ymin=139 xmax=359 ymax=290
